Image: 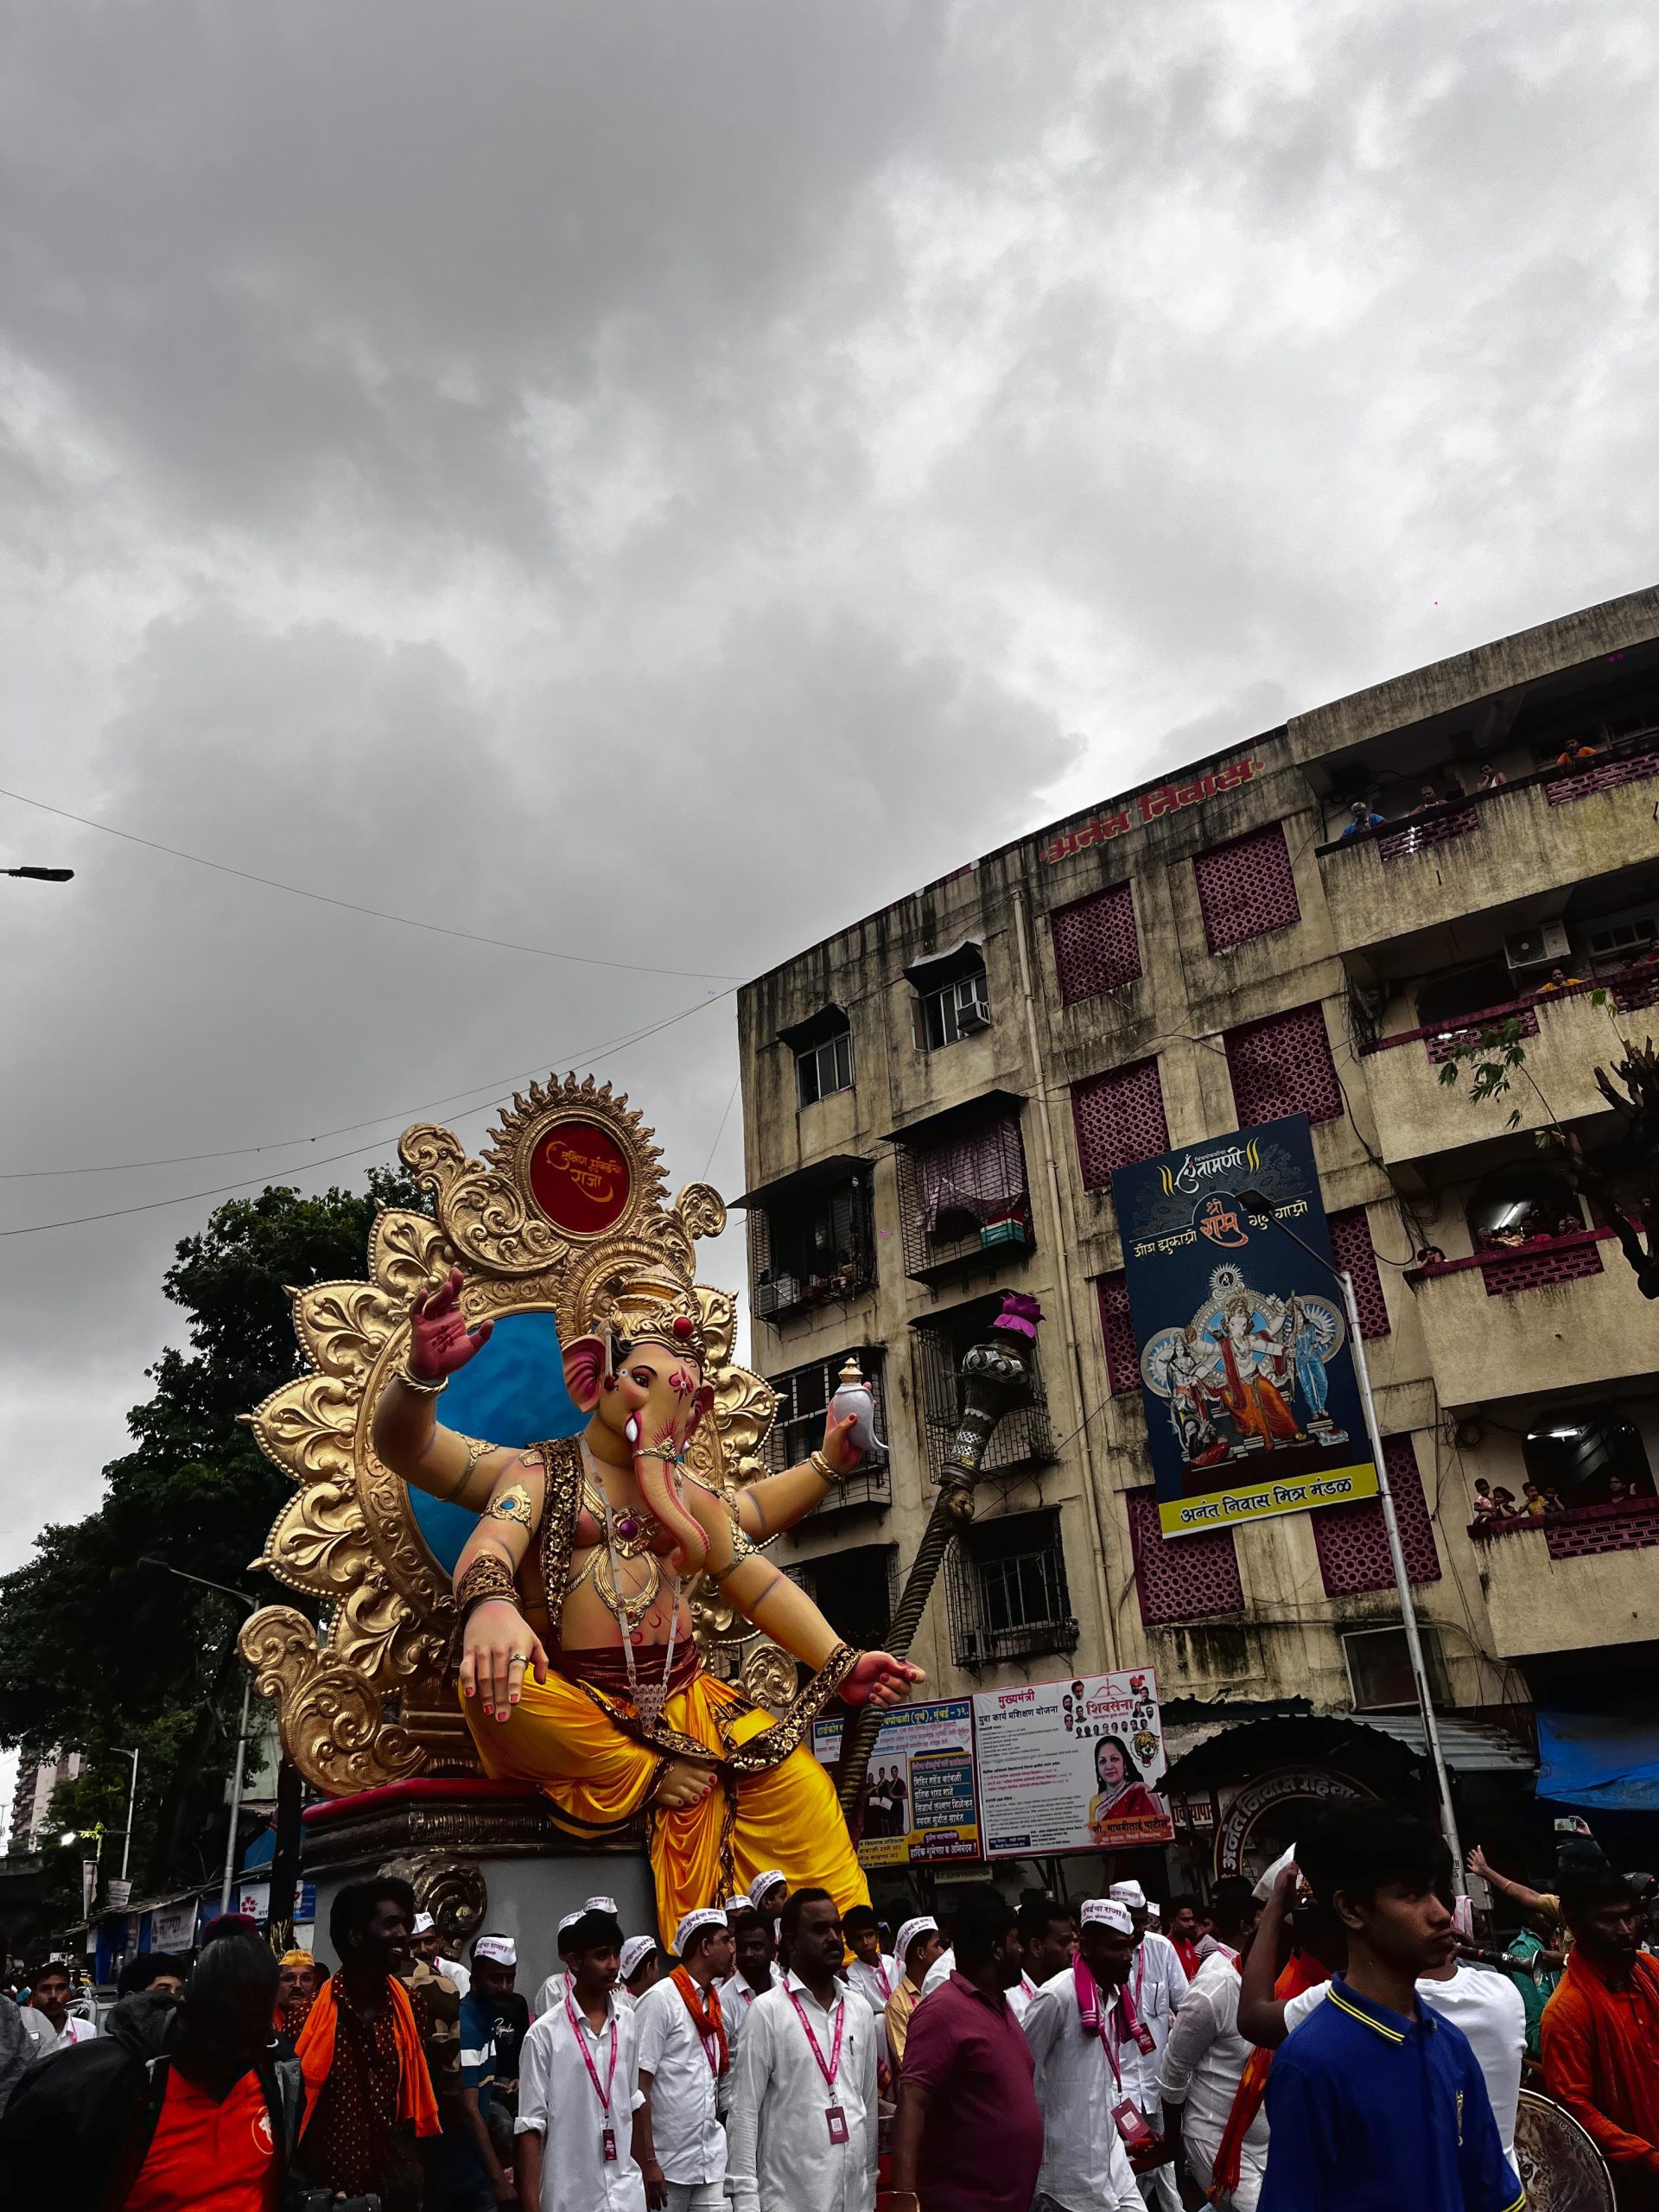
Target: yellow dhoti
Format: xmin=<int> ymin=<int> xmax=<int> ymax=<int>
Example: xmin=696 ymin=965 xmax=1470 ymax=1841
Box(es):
xmin=464 ymin=1658 xmax=869 ymax=1942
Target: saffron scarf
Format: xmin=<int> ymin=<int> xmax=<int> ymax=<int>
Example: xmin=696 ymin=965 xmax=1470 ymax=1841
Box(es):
xmin=295 ymin=1973 xmax=441 ymax=2139
xmin=672 ymin=1965 xmax=729 ymax=2075
xmin=1207 ymin=1951 xmax=1328 ymax=2205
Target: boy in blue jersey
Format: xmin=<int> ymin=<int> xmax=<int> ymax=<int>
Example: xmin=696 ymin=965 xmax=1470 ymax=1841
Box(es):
xmin=1259 ymin=1808 xmax=1522 ymax=2212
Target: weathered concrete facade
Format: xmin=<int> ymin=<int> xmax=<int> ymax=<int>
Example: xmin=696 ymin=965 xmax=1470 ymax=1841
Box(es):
xmin=736 ymin=585 xmax=1659 ymax=1857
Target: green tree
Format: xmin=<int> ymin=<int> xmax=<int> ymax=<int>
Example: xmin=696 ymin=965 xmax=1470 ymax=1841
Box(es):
xmin=0 ymin=1167 xmax=426 ymax=1898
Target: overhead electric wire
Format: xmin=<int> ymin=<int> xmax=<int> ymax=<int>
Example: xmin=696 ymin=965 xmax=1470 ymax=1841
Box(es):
xmin=0 ymin=988 xmax=734 ymax=1237
xmin=0 ymin=782 xmax=741 ymax=982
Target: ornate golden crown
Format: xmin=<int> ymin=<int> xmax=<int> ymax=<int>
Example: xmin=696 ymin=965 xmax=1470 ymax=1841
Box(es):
xmin=238 ymin=1072 xmax=779 ymax=1796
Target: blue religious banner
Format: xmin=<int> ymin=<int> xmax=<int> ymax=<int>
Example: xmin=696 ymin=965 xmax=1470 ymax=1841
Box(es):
xmin=1111 ymin=1114 xmax=1378 ymax=1537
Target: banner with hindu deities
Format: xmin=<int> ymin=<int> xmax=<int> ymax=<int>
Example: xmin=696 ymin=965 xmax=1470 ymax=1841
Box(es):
xmin=1111 ymin=1113 xmax=1377 ymax=1538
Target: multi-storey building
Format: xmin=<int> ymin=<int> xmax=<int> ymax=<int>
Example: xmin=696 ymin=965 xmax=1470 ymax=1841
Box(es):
xmin=8 ymin=1747 xmax=81 ymax=1857
xmin=736 ymin=584 xmax=1659 ymax=1892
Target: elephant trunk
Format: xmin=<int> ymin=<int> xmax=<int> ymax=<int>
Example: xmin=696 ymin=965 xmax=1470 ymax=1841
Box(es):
xmin=628 ymin=1425 xmax=709 ymax=1577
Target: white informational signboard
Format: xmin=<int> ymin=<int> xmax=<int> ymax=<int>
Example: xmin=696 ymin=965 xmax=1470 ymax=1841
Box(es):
xmin=972 ymin=1669 xmax=1174 ymax=1859
xmin=813 ymin=1699 xmax=980 ymax=1868
xmin=148 ymin=1896 xmax=198 ymax=1951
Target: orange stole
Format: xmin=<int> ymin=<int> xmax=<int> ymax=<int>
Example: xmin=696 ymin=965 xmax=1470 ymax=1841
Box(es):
xmin=462 ymin=1658 xmax=869 ymax=1940
xmin=295 ymin=1974 xmax=441 ymax=2139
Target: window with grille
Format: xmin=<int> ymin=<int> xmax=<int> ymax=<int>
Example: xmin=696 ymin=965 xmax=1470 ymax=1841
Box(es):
xmin=1193 ymin=823 xmax=1301 ymax=952
xmin=749 ymin=1175 xmax=876 ymax=1320
xmin=1313 ymin=1435 xmax=1440 ymax=1598
xmin=797 ymin=1027 xmax=854 ymax=1107
xmin=913 ymin=1299 xmax=1054 ymax=1481
xmin=1095 ymin=1271 xmax=1141 ymax=1395
xmin=792 ymin=1544 xmax=897 ymax=1654
xmin=1071 ymin=1058 xmax=1171 ymax=1189
xmin=1124 ymin=1487 xmax=1245 ymax=1626
xmin=919 ymin=966 xmax=991 ymax=1050
xmin=1326 ymin=1207 xmax=1391 ymax=1338
xmin=945 ymin=1510 xmax=1077 ymax=1666
xmin=1224 ymin=1002 xmax=1344 ymax=1127
xmin=1052 ymin=882 xmax=1141 ymax=1004
xmin=764 ymin=1351 xmax=893 ymax=1514
xmin=894 ymin=1110 xmax=1032 ymax=1282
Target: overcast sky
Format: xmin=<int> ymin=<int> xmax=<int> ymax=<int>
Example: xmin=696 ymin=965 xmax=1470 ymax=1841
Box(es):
xmin=3 ymin=0 xmax=1657 ymax=1653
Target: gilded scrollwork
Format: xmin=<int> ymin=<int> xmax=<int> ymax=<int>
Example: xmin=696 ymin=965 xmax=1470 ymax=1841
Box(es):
xmin=243 ymin=1075 xmax=781 ymax=1796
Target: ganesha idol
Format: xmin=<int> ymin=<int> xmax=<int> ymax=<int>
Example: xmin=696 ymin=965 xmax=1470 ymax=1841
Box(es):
xmin=239 ymin=1075 xmax=918 ymax=1937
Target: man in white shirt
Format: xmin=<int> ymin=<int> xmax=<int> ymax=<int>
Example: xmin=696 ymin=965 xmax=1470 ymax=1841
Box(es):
xmin=620 ymin=1936 xmax=662 ymax=2011
xmin=717 ymin=1909 xmax=779 ymax=2069
xmin=22 ymin=1962 xmax=97 ymax=2055
xmin=841 ymin=1906 xmax=894 ymax=2021
xmin=1023 ymin=1898 xmax=1151 ymax=2212
xmin=517 ymin=1906 xmax=647 ymax=2212
xmin=637 ymin=1909 xmax=734 ymax=2212
xmin=413 ymin=1909 xmax=472 ymax=1999
xmin=1156 ymin=1881 xmax=1267 ymax=2209
xmin=921 ymin=1896 xmax=1077 ymax=2024
xmin=1107 ymin=1882 xmax=1187 ymax=2210
xmin=728 ymin=1887 xmax=878 ymax=2212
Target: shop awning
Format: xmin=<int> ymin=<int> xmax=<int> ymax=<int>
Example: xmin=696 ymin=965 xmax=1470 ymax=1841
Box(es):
xmin=1536 ymin=1702 xmax=1659 ymax=1812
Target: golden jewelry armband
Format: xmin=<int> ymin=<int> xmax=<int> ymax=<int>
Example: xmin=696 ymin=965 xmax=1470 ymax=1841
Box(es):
xmin=455 ymin=1554 xmax=518 ymax=1619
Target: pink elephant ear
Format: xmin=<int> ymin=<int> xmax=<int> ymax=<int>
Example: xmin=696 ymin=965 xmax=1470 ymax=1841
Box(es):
xmin=562 ymin=1333 xmax=607 ymax=1411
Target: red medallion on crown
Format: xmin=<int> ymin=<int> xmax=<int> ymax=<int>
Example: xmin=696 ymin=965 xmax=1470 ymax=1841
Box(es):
xmin=529 ymin=1118 xmax=632 ymax=1235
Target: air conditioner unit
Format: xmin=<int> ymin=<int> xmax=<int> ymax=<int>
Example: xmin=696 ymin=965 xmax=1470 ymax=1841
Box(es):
xmin=953 ymin=976 xmax=992 ymax=1032
xmin=1503 ymin=919 xmax=1570 ymax=974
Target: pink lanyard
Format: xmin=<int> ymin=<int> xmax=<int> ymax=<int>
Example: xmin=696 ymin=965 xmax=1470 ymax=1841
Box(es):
xmin=872 ymin=1961 xmax=892 ymax=2000
xmin=785 ymin=1984 xmax=845 ymax=2093
xmin=563 ymin=1987 xmax=619 ymax=2118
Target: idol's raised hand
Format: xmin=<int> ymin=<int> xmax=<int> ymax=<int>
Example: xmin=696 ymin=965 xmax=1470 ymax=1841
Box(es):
xmin=410 ymin=1266 xmax=494 ymax=1381
xmin=841 ymin=1651 xmax=925 ymax=1708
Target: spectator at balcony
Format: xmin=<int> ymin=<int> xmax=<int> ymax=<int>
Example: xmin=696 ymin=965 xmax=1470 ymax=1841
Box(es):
xmin=1338 ymin=801 xmax=1385 ymax=840
xmin=1477 ymin=764 xmax=1508 ymax=791
xmin=1411 ymin=782 xmax=1455 ymax=814
xmin=1543 ymin=1487 xmax=1567 ymax=1516
xmin=1541 ymin=1860 xmax=1659 ymax=2209
xmin=1471 ymin=1478 xmax=1497 ymax=1521
xmin=1610 ymin=1474 xmax=1635 ymax=1503
xmin=1557 ymin=740 xmax=1600 ymax=767
xmin=1535 ymin=966 xmax=1584 ymax=995
xmin=1522 ymin=1483 xmax=1548 ymax=1518
xmin=1489 ymin=1487 xmax=1523 ymax=1520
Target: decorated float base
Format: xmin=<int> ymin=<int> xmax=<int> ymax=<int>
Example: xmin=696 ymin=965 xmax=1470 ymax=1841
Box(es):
xmin=301 ymin=1777 xmax=655 ymax=1994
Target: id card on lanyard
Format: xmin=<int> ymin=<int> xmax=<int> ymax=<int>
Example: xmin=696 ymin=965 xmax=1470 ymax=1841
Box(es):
xmin=563 ymin=1986 xmax=620 ymax=2162
xmin=785 ymin=1983 xmax=849 ymax=2144
xmin=1098 ymin=2012 xmax=1152 ymax=2150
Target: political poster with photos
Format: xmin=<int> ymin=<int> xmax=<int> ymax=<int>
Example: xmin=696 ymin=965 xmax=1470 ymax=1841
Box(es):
xmin=812 ymin=1699 xmax=980 ymax=1867
xmin=1110 ymin=1112 xmax=1378 ymax=1538
xmin=973 ymin=1669 xmax=1173 ymax=1857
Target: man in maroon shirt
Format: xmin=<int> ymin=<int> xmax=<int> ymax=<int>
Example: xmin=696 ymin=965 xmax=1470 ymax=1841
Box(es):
xmin=892 ymin=1885 xmax=1043 ymax=2212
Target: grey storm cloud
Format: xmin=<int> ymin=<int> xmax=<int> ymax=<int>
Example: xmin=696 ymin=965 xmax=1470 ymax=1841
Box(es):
xmin=2 ymin=0 xmax=1658 ymax=1599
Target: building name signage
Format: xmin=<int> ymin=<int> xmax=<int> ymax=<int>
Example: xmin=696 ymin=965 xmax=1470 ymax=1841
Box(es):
xmin=1043 ymin=754 xmax=1261 ymax=863
xmin=1214 ymin=1765 xmax=1373 ymax=1877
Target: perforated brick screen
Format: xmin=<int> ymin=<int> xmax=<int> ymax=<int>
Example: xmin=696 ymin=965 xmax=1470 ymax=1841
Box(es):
xmin=1193 ymin=823 xmax=1300 ymax=952
xmin=1313 ymin=1434 xmax=1440 ymax=1597
xmin=1376 ymin=806 xmax=1479 ymax=859
xmin=1480 ymin=1237 xmax=1604 ymax=1298
xmin=1327 ymin=1207 xmax=1390 ymax=1338
xmin=1095 ymin=1271 xmax=1141 ymax=1395
xmin=1546 ymin=752 xmax=1659 ymax=805
xmin=1071 ymin=1058 xmax=1171 ymax=1189
xmin=1224 ymin=1001 xmax=1344 ymax=1127
xmin=1052 ymin=881 xmax=1141 ymax=1004
xmin=1125 ymin=1485 xmax=1245 ymax=1625
xmin=1546 ymin=1503 xmax=1659 ymax=1561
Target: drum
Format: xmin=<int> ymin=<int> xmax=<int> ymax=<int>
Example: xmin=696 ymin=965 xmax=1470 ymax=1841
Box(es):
xmin=1512 ymin=2088 xmax=1615 ymax=2212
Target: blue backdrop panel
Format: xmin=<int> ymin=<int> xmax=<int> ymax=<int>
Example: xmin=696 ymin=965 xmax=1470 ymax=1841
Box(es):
xmin=1537 ymin=1700 xmax=1659 ymax=1811
xmin=404 ymin=1309 xmax=584 ymax=1575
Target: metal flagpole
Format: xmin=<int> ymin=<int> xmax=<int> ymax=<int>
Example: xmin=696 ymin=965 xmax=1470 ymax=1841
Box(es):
xmin=1236 ymin=1194 xmax=1465 ymax=1895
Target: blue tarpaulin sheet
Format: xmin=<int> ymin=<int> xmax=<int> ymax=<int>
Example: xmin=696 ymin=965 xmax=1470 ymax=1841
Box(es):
xmin=1536 ymin=1702 xmax=1659 ymax=1811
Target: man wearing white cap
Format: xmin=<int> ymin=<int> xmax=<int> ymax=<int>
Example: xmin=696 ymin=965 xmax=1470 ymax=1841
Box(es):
xmin=620 ymin=1936 xmax=663 ymax=2006
xmin=636 ymin=1909 xmax=734 ymax=2211
xmin=518 ymin=1904 xmax=646 ymax=2212
xmin=1107 ymin=1882 xmax=1186 ymax=2211
xmin=1023 ymin=1899 xmax=1147 ymax=2212
xmin=884 ymin=1916 xmax=942 ymax=2068
xmin=473 ymin=1933 xmax=531 ymax=2161
xmin=728 ymin=1887 xmax=877 ymax=2212
xmin=747 ymin=1871 xmax=788 ymax=1923
xmin=413 ymin=1907 xmax=473 ymax=1999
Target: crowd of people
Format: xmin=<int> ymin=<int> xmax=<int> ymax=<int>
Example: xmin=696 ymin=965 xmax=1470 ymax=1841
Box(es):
xmin=3 ymin=1813 xmax=1659 ymax=2210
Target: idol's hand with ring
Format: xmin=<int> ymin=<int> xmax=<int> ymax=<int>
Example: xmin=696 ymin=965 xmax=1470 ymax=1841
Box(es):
xmin=460 ymin=1598 xmax=549 ymax=1721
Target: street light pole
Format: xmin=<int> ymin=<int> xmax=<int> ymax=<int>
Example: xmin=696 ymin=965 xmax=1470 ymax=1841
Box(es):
xmin=137 ymin=1558 xmax=260 ymax=1917
xmin=116 ymin=1747 xmax=140 ymax=1882
xmin=1236 ymin=1195 xmax=1465 ymax=1895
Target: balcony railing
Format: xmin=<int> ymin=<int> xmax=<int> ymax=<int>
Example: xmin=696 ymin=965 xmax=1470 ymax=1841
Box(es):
xmin=1405 ymin=1226 xmax=1613 ymax=1299
xmin=1468 ymin=1497 xmax=1659 ymax=1561
xmin=1316 ymin=727 xmax=1659 ymax=861
xmin=1363 ymin=959 xmax=1659 ymax=1066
